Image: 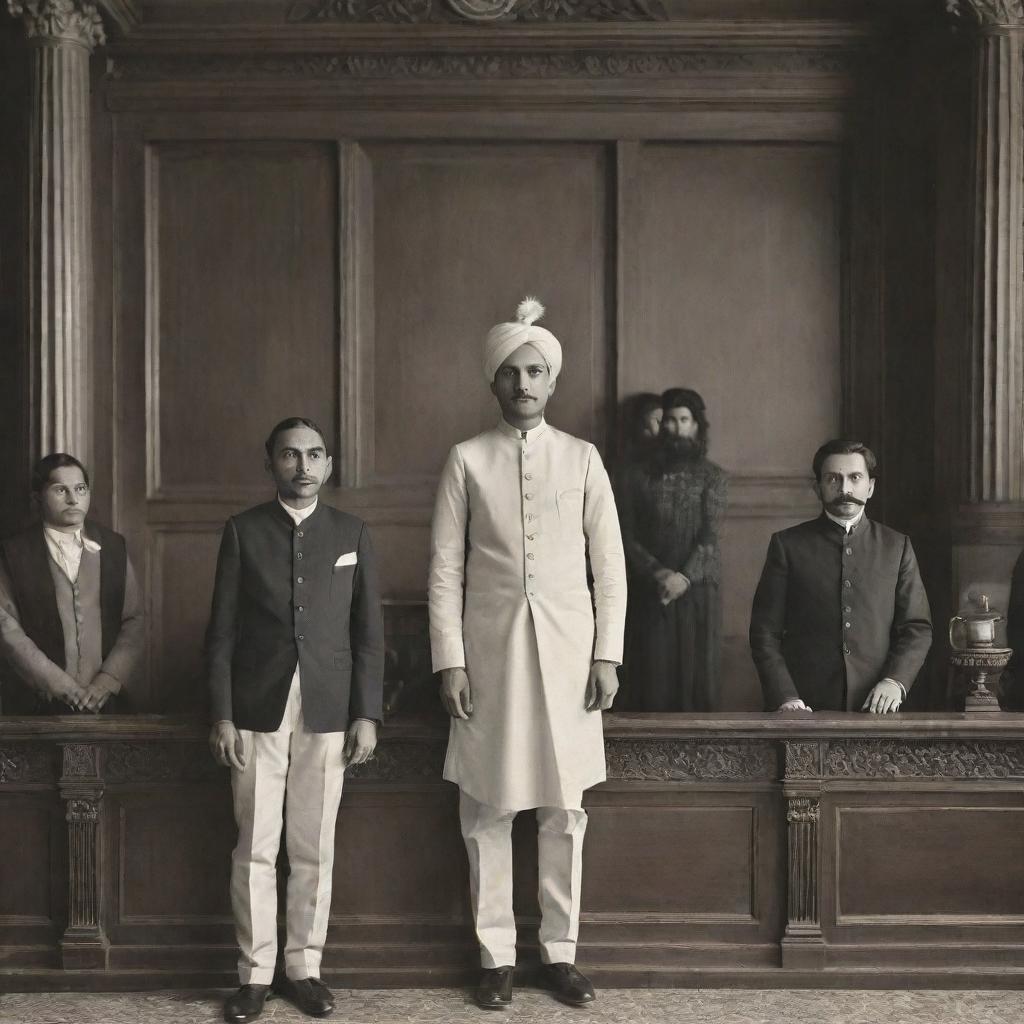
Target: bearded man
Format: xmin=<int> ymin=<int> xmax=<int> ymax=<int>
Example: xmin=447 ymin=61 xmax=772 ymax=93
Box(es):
xmin=617 ymin=388 xmax=727 ymax=711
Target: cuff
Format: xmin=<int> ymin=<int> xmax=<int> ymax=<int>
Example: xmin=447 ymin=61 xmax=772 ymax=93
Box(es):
xmin=431 ymin=636 xmax=466 ymax=673
xmin=593 ymin=638 xmax=623 ymax=664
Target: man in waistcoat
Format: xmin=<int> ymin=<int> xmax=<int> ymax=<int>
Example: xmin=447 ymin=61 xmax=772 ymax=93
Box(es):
xmin=206 ymin=417 xmax=384 ymax=1023
xmin=749 ymin=439 xmax=932 ymax=713
xmin=429 ymin=299 xmax=627 ymax=1009
xmin=0 ymin=453 xmax=143 ymax=714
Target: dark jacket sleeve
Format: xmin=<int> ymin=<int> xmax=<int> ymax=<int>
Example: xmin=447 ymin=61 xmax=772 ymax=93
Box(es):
xmin=205 ymin=518 xmax=241 ymax=724
xmin=348 ymin=523 xmax=385 ymax=723
xmin=880 ymin=536 xmax=933 ymax=690
xmin=749 ymin=532 xmax=801 ymax=709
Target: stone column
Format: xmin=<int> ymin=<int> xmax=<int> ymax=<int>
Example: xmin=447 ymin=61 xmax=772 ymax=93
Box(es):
xmin=950 ymin=2 xmax=1024 ymax=501
xmin=7 ymin=1 xmax=105 ymax=468
xmin=58 ymin=742 xmax=106 ymax=969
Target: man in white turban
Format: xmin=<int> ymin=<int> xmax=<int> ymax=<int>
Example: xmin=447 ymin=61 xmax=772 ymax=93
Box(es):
xmin=429 ymin=298 xmax=627 ymax=1009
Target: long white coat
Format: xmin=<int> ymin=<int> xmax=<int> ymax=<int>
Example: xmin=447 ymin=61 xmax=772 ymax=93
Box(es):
xmin=428 ymin=418 xmax=627 ymax=811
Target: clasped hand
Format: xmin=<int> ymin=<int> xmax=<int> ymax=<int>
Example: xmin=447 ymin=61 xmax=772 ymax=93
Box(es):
xmin=654 ymin=568 xmax=689 ymax=606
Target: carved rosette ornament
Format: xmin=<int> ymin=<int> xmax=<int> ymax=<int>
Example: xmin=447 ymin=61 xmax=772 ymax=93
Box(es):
xmin=6 ymin=0 xmax=105 ymax=48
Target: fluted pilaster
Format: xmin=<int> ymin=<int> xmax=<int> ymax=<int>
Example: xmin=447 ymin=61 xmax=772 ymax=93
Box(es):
xmin=7 ymin=1 xmax=105 ymax=468
xmin=58 ymin=742 xmax=106 ymax=969
xmin=949 ymin=2 xmax=1024 ymax=500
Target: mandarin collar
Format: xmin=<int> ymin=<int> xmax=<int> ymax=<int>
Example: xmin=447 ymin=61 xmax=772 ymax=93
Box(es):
xmin=496 ymin=417 xmax=549 ymax=443
xmin=820 ymin=509 xmax=868 ymax=536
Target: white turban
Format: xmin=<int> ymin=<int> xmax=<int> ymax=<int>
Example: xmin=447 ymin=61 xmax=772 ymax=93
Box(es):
xmin=482 ymin=298 xmax=563 ymax=383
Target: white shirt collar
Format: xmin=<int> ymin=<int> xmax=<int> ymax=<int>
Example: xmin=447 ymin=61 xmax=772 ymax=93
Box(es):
xmin=43 ymin=526 xmax=101 ymax=553
xmin=825 ymin=507 xmax=865 ymax=534
xmin=278 ymin=495 xmax=318 ymax=525
xmin=496 ymin=416 xmax=549 ymax=442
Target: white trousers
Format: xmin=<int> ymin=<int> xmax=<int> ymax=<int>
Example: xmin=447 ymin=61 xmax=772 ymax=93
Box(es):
xmin=459 ymin=789 xmax=587 ymax=969
xmin=230 ymin=674 xmax=345 ymax=985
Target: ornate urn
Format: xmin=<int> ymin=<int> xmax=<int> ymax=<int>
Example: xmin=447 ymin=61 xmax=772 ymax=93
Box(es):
xmin=949 ymin=594 xmax=1010 ymax=713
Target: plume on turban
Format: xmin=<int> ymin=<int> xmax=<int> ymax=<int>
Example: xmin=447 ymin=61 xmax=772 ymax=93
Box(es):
xmin=482 ymin=298 xmax=563 ymax=384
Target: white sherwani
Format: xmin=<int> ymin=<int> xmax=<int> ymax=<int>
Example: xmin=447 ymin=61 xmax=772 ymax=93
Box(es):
xmin=429 ymin=418 xmax=627 ymax=811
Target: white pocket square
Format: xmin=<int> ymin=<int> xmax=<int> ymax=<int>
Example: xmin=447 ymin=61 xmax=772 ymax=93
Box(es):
xmin=334 ymin=551 xmax=358 ymax=567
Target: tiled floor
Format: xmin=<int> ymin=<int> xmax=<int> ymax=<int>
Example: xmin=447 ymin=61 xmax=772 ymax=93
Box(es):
xmin=1 ymin=989 xmax=1022 ymax=1024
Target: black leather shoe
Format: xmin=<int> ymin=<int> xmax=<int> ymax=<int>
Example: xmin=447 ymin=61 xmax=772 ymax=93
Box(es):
xmin=475 ymin=966 xmax=514 ymax=1009
xmin=223 ymin=984 xmax=271 ymax=1023
xmin=538 ymin=962 xmax=596 ymax=1006
xmin=277 ymin=976 xmax=335 ymax=1017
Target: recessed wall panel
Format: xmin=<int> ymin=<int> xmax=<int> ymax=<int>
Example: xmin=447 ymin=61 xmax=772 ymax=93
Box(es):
xmin=151 ymin=141 xmax=338 ymax=498
xmin=626 ymin=143 xmax=841 ymax=476
xmin=368 ymin=143 xmax=609 ymax=482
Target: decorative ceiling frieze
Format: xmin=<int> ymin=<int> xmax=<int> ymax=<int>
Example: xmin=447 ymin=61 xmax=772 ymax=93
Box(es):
xmin=286 ymin=0 xmax=668 ymax=24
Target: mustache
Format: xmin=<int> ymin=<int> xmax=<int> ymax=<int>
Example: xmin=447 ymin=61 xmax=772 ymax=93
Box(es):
xmin=827 ymin=495 xmax=865 ymax=508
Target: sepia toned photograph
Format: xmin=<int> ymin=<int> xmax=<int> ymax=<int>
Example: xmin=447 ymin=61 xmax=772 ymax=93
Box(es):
xmin=1 ymin=2 xmax=1023 ymax=1022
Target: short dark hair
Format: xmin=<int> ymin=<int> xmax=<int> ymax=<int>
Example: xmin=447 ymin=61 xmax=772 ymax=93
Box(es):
xmin=812 ymin=439 xmax=877 ymax=482
xmin=31 ymin=453 xmax=89 ymax=494
xmin=264 ymin=417 xmax=328 ymax=459
xmin=661 ymin=387 xmax=710 ymax=457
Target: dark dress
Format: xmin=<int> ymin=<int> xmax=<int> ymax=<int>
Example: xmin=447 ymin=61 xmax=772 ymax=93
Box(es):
xmin=617 ymin=458 xmax=727 ymax=711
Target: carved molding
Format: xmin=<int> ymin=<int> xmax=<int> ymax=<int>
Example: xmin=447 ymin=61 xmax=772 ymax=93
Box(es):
xmin=948 ymin=0 xmax=1024 ymax=28
xmin=823 ymin=739 xmax=1024 ymax=778
xmin=65 ymin=796 xmax=100 ymax=823
xmin=287 ymin=0 xmax=666 ymax=24
xmin=105 ymin=50 xmax=853 ymax=83
xmin=0 ymin=745 xmax=55 ymax=784
xmin=605 ymin=740 xmax=777 ymax=782
xmin=784 ymin=742 xmax=821 ymax=780
xmin=104 ymin=742 xmax=222 ymax=783
xmin=7 ymin=0 xmax=106 ymax=49
xmin=61 ymin=743 xmax=99 ymax=779
xmin=345 ymin=741 xmax=446 ymax=781
xmin=786 ymin=796 xmax=820 ymax=824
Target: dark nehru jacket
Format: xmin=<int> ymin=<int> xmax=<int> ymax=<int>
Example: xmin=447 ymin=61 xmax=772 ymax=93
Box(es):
xmin=749 ymin=514 xmax=932 ymax=711
xmin=206 ymin=501 xmax=384 ymax=733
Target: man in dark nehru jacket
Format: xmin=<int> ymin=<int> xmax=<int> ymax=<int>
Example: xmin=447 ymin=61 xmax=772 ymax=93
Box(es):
xmin=0 ymin=453 xmax=143 ymax=714
xmin=750 ymin=439 xmax=932 ymax=713
xmin=206 ymin=417 xmax=384 ymax=1023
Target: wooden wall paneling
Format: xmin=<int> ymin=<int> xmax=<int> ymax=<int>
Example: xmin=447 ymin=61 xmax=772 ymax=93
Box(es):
xmin=841 ymin=64 xmax=886 ymax=514
xmin=338 ymin=140 xmax=374 ymax=490
xmin=618 ymin=140 xmax=842 ymax=711
xmin=147 ymin=139 xmax=339 ymax=504
xmin=0 ymin=754 xmax=63 ymax=968
xmin=146 ymin=525 xmax=224 ymax=713
xmin=823 ymin=788 xmax=1024 ymax=969
xmin=365 ymin=141 xmax=611 ymax=484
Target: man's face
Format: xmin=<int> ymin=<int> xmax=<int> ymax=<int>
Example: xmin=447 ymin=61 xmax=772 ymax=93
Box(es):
xmin=39 ymin=466 xmax=91 ymax=533
xmin=661 ymin=406 xmax=699 ymax=440
xmin=815 ymin=452 xmax=875 ymax=520
xmin=642 ymin=407 xmax=663 ymax=439
xmin=490 ymin=343 xmax=555 ymax=424
xmin=266 ymin=426 xmax=332 ymax=506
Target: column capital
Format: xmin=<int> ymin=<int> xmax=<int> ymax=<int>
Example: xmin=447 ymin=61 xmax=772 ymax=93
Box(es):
xmin=948 ymin=1 xmax=1024 ymax=30
xmin=7 ymin=0 xmax=106 ymax=50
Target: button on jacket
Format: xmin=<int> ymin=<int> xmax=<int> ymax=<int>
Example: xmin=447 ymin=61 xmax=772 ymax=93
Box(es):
xmin=429 ymin=419 xmax=627 ymax=810
xmin=749 ymin=514 xmax=932 ymax=711
xmin=206 ymin=501 xmax=384 ymax=733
